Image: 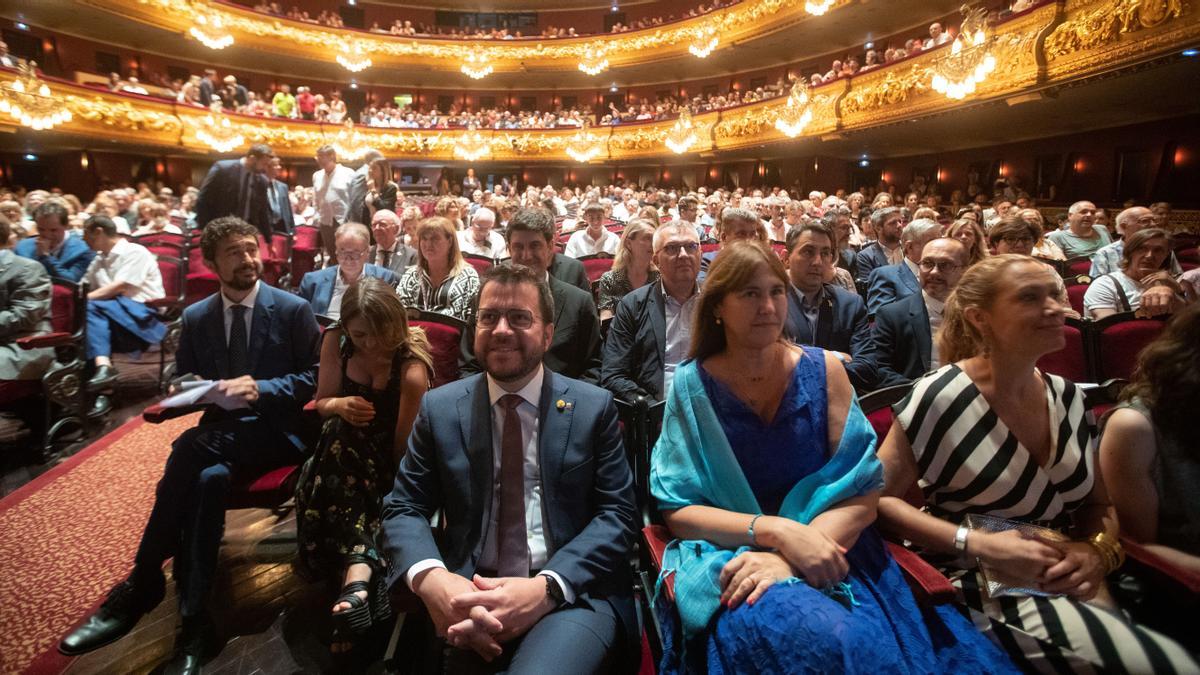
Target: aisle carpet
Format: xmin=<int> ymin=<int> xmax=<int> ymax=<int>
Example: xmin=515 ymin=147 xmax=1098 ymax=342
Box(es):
xmin=0 ymin=413 xmax=199 ymax=675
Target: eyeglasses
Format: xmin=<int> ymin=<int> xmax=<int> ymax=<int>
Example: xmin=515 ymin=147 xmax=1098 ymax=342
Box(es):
xmin=918 ymin=259 xmax=961 ymax=273
xmin=658 ymin=242 xmax=700 ymax=256
xmin=1000 ymin=235 xmax=1034 ymax=245
xmin=336 ymin=249 xmax=366 ymax=261
xmin=477 ymin=308 xmax=535 ymax=330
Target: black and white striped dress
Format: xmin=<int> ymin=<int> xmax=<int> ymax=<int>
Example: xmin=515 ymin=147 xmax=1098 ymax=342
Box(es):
xmin=895 ymin=364 xmax=1198 ymax=674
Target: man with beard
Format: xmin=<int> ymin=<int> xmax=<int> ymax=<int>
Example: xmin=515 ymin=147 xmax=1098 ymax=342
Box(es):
xmin=59 ymin=217 xmax=321 ymax=675
xmin=383 ymin=263 xmax=638 ymax=673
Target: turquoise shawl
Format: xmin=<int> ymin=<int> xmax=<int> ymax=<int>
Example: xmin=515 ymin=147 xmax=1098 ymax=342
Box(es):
xmin=650 ymin=357 xmax=883 ymax=640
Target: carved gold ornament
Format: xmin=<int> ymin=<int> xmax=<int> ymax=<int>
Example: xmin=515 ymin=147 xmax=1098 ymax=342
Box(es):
xmin=805 ymin=0 xmax=835 ymax=15
xmin=1045 ymin=0 xmax=1189 ymax=59
xmin=0 ymin=62 xmax=72 ymax=131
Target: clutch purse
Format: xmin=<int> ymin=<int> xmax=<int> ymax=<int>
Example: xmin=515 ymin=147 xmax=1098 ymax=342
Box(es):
xmin=963 ymin=513 xmax=1069 ymax=598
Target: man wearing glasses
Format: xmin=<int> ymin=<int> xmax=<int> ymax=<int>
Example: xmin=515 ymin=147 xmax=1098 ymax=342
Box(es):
xmin=384 ymin=264 xmax=638 ymax=674
xmin=871 ymin=238 xmax=968 ymax=387
xmin=865 ymin=218 xmax=942 ymax=315
xmin=601 ymin=222 xmax=702 ymax=403
xmin=297 ymin=222 xmax=398 ymax=321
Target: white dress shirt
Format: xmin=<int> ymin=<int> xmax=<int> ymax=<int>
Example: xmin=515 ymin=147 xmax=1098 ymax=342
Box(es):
xmin=564 ymin=228 xmax=620 ymax=259
xmin=457 ymin=229 xmax=508 ymax=259
xmin=84 ymin=238 xmax=164 ymax=303
xmin=923 ymin=290 xmax=945 ymax=369
xmin=404 ymin=365 xmax=574 ymax=602
xmin=663 ymin=283 xmax=701 ymax=394
xmin=220 ymin=280 xmax=259 ymax=345
xmin=311 ymin=164 xmax=355 ymax=227
xmin=327 ymin=267 xmax=362 ymax=319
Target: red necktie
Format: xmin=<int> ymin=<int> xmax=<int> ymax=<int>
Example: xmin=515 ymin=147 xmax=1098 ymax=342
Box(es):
xmin=497 ymin=394 xmax=529 ymax=577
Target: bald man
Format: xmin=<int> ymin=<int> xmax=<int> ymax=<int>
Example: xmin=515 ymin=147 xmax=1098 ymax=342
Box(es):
xmin=368 ymin=209 xmax=418 ymax=278
xmin=1090 ymin=206 xmax=1183 ymax=278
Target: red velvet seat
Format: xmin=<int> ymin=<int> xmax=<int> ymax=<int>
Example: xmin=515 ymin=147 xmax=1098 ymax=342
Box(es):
xmin=133 ymin=232 xmax=187 ymax=248
xmin=226 ymin=464 xmax=301 ymax=510
xmin=289 ymin=226 xmax=321 ymax=288
xmin=463 ymin=253 xmax=494 ymax=275
xmin=257 ymin=233 xmax=291 ymax=287
xmin=770 ymin=242 xmax=788 ymax=261
xmin=1037 ymin=318 xmax=1089 ymax=382
xmin=578 ymin=254 xmax=615 ymax=283
xmin=406 ymin=309 xmax=466 ymax=388
xmin=1064 ymin=257 xmax=1092 ymax=276
xmin=700 ymin=242 xmax=720 ymax=255
xmin=1066 ymin=284 xmax=1088 ymax=316
xmin=1091 ymin=312 xmax=1167 ymax=382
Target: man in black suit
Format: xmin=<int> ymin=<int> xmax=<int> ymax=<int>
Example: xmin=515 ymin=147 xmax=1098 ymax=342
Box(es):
xmin=383 ymin=264 xmax=637 ymax=673
xmin=549 ymin=252 xmax=590 ymax=293
xmin=264 ymin=156 xmax=295 ymax=236
xmin=854 ymin=206 xmax=905 ymax=289
xmin=193 ymin=144 xmax=273 ymax=232
xmin=871 ymin=237 xmax=967 ymax=387
xmin=600 ymin=222 xmax=701 ymax=402
xmin=58 ymin=217 xmax=321 ymax=674
xmin=783 ymin=222 xmax=877 ymax=393
xmin=462 ymin=208 xmax=601 ymax=382
xmin=198 ymin=68 xmax=216 ymax=107
xmin=346 ymin=148 xmax=383 ymax=227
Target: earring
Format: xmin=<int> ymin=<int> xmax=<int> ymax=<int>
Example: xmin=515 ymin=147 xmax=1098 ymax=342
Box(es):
xmin=715 ymin=317 xmax=723 ymax=325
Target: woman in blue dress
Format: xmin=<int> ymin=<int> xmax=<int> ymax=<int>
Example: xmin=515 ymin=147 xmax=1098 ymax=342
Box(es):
xmin=650 ymin=241 xmax=1016 ymax=674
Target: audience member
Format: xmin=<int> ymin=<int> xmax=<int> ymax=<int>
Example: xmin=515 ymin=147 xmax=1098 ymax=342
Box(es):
xmin=600 ymin=222 xmax=700 ymax=403
xmin=298 ymin=222 xmax=398 ymax=321
xmin=347 ymin=149 xmax=384 ymax=229
xmin=194 ymin=145 xmax=273 ymax=235
xmin=58 ymin=217 xmax=321 ymax=673
xmin=264 ymin=156 xmax=296 ymax=236
xmin=461 ymin=208 xmax=600 ymax=381
xmin=783 ymin=223 xmax=876 ymax=392
xmin=382 ymin=264 xmax=637 ymax=673
xmin=396 ymin=216 xmax=480 ymax=324
xmin=457 ymin=208 xmax=507 ymax=259
xmin=79 ymin=216 xmax=166 ymax=403
xmin=0 ymin=215 xmax=55 ymax=384
xmin=866 ymin=217 xmax=941 ymax=315
xmin=1047 ymin=200 xmax=1112 ymax=259
xmin=1090 ymin=206 xmax=1182 ymax=278
xmin=945 ymin=218 xmax=989 ymax=267
xmin=16 ymin=201 xmax=95 ymax=282
xmin=295 ymin=277 xmax=433 ymax=651
xmin=1084 ymin=228 xmax=1185 ymax=319
xmin=368 ymin=209 xmax=418 ymax=278
xmin=871 ymin=237 xmax=968 ymax=387
xmin=363 ymin=157 xmax=398 ymax=223
xmin=595 ymin=219 xmax=658 ymax=321
xmin=700 ymin=207 xmax=766 ymax=278
xmin=1099 ymin=304 xmax=1200 ymax=574
xmin=877 ymin=254 xmax=1197 ymax=672
xmin=987 ymin=214 xmax=1037 ymax=255
xmin=564 ymin=203 xmax=620 ymax=258
xmin=650 ymin=241 xmax=1014 ymax=674
xmin=312 ymin=145 xmax=356 ymax=264
xmin=855 ymin=206 xmax=904 ymax=288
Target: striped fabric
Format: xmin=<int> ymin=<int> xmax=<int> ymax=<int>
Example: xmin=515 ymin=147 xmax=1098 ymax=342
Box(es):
xmin=896 ymin=365 xmax=1199 ymax=674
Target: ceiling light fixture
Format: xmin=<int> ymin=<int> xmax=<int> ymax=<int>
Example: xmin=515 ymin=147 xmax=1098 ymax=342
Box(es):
xmin=805 ymin=0 xmax=834 ymax=16
xmin=189 ymin=11 xmax=234 ymax=50
xmin=930 ymin=4 xmax=997 ymax=100
xmin=454 ymin=126 xmax=491 ymax=161
xmin=336 ymin=41 xmax=372 ymax=73
xmin=461 ymin=50 xmax=494 ymax=80
xmin=194 ymin=110 xmax=244 ymax=153
xmin=688 ymin=26 xmax=719 ymax=58
xmin=773 ymin=80 xmax=814 ymax=138
xmin=578 ymin=46 xmax=610 ymax=76
xmin=665 ymin=108 xmax=699 ymax=154
xmin=0 ymin=62 xmax=73 ymax=131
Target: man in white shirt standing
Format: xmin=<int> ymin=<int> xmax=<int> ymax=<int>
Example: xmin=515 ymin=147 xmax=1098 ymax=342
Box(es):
xmin=311 ymin=144 xmax=355 ymax=265
xmin=564 ymin=203 xmax=620 ymax=258
xmin=458 ymin=207 xmax=508 ymax=259
xmin=80 ymin=216 xmax=166 ymax=405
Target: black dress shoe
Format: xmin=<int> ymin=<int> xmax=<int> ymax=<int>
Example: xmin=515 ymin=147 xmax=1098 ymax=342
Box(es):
xmin=163 ymin=613 xmax=215 ymax=675
xmin=88 ymin=395 xmax=113 ymax=419
xmin=86 ymin=365 xmax=118 ymax=392
xmin=59 ymin=576 xmax=165 ymax=655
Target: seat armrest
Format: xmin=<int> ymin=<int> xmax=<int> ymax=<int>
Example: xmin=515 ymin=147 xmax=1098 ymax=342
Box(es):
xmin=1121 ymin=536 xmax=1200 ymax=595
xmin=16 ymin=332 xmax=75 ymax=350
xmin=146 ymin=298 xmax=184 ymax=311
xmin=642 ymin=524 xmax=675 ymax=603
xmin=143 ymin=403 xmax=209 ymax=423
xmin=885 ymin=541 xmax=957 ymax=604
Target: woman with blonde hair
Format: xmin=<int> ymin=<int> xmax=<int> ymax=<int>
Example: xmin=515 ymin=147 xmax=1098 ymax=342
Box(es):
xmin=637 ymin=205 xmax=662 ymax=228
xmin=878 ymin=254 xmax=1196 ymax=672
xmin=363 ymin=157 xmax=397 ymax=221
xmin=650 ymin=241 xmax=1014 ymax=674
xmin=295 ymin=276 xmax=433 ymax=651
xmin=596 ymin=218 xmax=659 ymax=320
xmin=395 ymin=216 xmax=480 ymax=323
xmin=945 ymin=218 xmax=989 ymax=267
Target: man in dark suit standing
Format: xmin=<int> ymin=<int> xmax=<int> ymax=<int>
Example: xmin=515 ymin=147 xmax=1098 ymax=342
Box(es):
xmin=383 ymin=264 xmax=637 ymax=673
xmin=59 ymin=217 xmax=321 ymax=674
xmin=197 ymin=69 xmax=216 ymax=107
xmin=871 ymin=237 xmax=967 ymax=387
xmin=346 ymin=148 xmax=383 ymax=228
xmin=368 ymin=209 xmax=418 ymax=278
xmin=461 ymin=208 xmax=601 ymax=382
xmin=854 ymin=206 xmax=905 ymax=290
xmin=783 ymin=222 xmax=877 ymax=393
xmin=865 ymin=218 xmax=941 ymax=315
xmin=600 ymin=222 xmax=701 ymax=403
xmin=193 ymin=144 xmax=273 ymax=232
xmin=264 ymin=156 xmax=295 ymax=236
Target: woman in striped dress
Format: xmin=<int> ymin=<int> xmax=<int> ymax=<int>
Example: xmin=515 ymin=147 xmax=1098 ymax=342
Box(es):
xmin=877 ymin=254 xmax=1197 ymax=674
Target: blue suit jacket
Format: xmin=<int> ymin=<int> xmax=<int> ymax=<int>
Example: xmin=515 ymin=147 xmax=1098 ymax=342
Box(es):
xmin=174 ymin=283 xmax=321 ymax=451
xmin=854 ymin=242 xmax=891 ymax=288
xmin=783 ymin=284 xmax=878 ymax=393
xmin=381 ymin=370 xmax=638 ymax=634
xmin=297 ymin=264 xmax=399 ymax=318
xmin=15 ymin=235 xmax=95 ymax=283
xmin=866 ymin=262 xmax=920 ymax=316
xmin=870 ymin=292 xmax=932 ymax=388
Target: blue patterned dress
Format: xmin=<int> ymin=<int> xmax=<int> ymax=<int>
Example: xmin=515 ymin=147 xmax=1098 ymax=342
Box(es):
xmin=658 ymin=346 xmax=1017 ymax=674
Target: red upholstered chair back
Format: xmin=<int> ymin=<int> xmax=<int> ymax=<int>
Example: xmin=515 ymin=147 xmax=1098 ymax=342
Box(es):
xmin=293 ymin=225 xmax=321 ymax=251
xmin=1067 ymin=284 xmax=1089 ymax=316
xmin=1094 ymin=313 xmax=1167 ymax=382
xmin=133 ymin=232 xmax=186 ymax=248
xmin=407 ymin=309 xmax=466 ymax=389
xmin=701 ymin=242 xmax=720 ymax=255
xmin=771 ymin=242 xmax=788 ymax=261
xmin=1036 ymin=319 xmax=1089 ymax=383
xmin=1065 ymin=257 xmax=1092 ymax=276
xmin=156 ymin=255 xmax=186 ymax=302
xmin=579 ymin=255 xmax=615 ymax=283
xmin=186 ymin=245 xmax=209 ymax=276
xmin=185 ymin=273 xmax=221 ymax=306
xmin=50 ymin=282 xmax=75 ymax=334
xmin=463 ymin=254 xmax=494 ymax=275
xmin=860 ymin=382 xmax=922 ymax=507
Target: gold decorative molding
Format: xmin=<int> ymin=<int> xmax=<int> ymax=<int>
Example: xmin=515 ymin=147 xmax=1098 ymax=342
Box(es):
xmin=1045 ymin=0 xmax=1188 ymax=59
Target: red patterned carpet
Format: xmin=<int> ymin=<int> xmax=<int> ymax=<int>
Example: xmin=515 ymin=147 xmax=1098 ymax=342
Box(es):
xmin=0 ymin=413 xmax=200 ymax=675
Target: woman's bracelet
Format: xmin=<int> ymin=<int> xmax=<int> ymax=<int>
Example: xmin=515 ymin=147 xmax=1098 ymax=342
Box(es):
xmin=1087 ymin=532 xmax=1125 ymax=575
xmin=748 ymin=513 xmax=764 ymax=547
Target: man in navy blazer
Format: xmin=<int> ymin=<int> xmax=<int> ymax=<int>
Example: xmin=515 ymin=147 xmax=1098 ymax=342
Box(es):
xmin=265 ymin=155 xmax=295 ymax=236
xmin=782 ymin=223 xmax=877 ymax=393
xmin=865 ymin=217 xmax=941 ymax=315
xmin=854 ymin=206 xmax=904 ymax=290
xmin=871 ymin=237 xmax=967 ymax=387
xmin=15 ymin=201 xmax=94 ymax=282
xmin=383 ymin=264 xmax=637 ymax=673
xmin=193 ymin=144 xmax=273 ymax=230
xmin=59 ymin=217 xmax=321 ymax=674
xmin=297 ymin=222 xmax=398 ymax=320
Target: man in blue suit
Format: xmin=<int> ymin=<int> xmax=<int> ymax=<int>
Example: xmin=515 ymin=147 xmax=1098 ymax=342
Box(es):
xmin=193 ymin=144 xmax=273 ymax=231
xmin=871 ymin=237 xmax=967 ymax=387
xmin=383 ymin=264 xmax=638 ymax=674
xmin=298 ymin=222 xmax=397 ymax=320
xmin=264 ymin=155 xmax=295 ymax=236
xmin=865 ymin=217 xmax=942 ymax=315
xmin=15 ymin=200 xmax=94 ymax=282
xmin=59 ymin=217 xmax=321 ymax=675
xmin=854 ymin=206 xmax=904 ymax=290
xmin=783 ymin=223 xmax=877 ymax=393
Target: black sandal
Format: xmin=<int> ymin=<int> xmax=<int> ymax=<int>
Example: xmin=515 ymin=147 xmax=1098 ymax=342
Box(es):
xmin=331 ymin=580 xmax=374 ymax=638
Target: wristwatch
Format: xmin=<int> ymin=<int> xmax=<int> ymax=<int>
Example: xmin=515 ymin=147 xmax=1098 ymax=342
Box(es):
xmin=544 ymin=574 xmax=566 ymax=608
xmin=954 ymin=524 xmax=970 ymax=553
